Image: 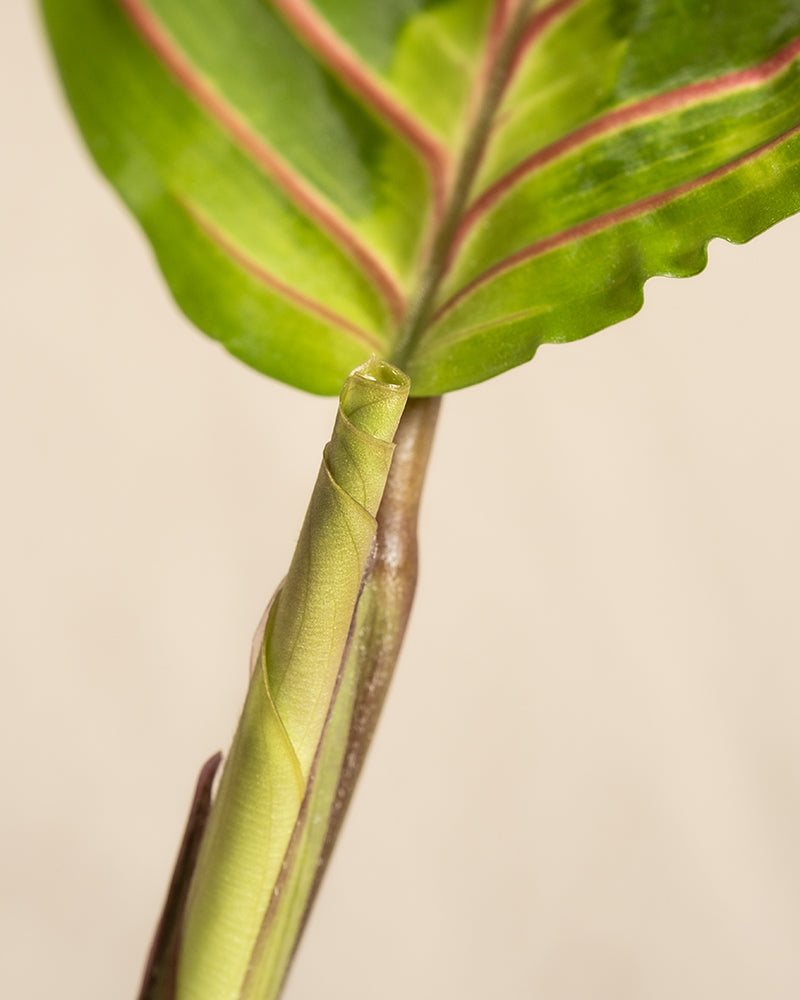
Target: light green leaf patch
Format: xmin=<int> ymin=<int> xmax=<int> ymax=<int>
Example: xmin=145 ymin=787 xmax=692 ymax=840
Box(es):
xmin=41 ymin=0 xmax=800 ymax=395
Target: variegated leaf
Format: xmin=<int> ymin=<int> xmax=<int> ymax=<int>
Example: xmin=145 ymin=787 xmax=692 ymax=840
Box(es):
xmin=41 ymin=1 xmax=800 ymax=394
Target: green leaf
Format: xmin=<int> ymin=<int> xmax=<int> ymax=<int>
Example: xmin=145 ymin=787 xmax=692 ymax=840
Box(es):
xmin=41 ymin=1 xmax=800 ymax=394
xmin=175 ymin=357 xmax=409 ymax=1000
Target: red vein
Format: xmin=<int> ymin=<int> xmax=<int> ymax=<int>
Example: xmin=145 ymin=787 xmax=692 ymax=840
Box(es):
xmin=452 ymin=33 xmax=800 ymax=260
xmin=446 ymin=0 xmax=542 ymax=231
xmin=270 ymin=0 xmax=450 ymax=221
xmin=182 ymin=199 xmax=385 ymax=353
xmin=461 ymin=6 xmax=506 ymax=138
xmin=480 ymin=0 xmax=566 ymax=105
xmin=431 ymin=119 xmax=800 ymax=327
xmin=494 ymin=0 xmax=529 ymax=36
xmin=391 ymin=1 xmax=539 ymax=363
xmin=510 ymin=0 xmax=587 ymax=79
xmin=117 ymin=0 xmax=405 ymax=325
xmin=425 ymin=0 xmax=531 ymax=269
xmin=462 ymin=1 xmax=528 ymax=138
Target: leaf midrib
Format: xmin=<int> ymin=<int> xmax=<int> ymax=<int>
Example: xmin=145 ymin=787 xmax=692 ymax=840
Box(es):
xmin=391 ymin=0 xmax=541 ymax=369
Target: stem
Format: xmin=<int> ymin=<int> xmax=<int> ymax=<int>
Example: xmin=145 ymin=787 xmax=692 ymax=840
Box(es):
xmin=313 ymin=393 xmax=442 ymax=880
xmin=139 ymin=392 xmax=441 ymax=1000
xmin=266 ymin=395 xmax=442 ymax=998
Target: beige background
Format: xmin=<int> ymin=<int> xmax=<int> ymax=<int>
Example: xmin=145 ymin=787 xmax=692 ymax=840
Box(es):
xmin=4 ymin=4 xmax=800 ymax=998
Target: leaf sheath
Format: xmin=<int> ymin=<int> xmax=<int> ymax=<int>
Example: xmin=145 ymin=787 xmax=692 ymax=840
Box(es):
xmin=174 ymin=358 xmax=410 ymax=1000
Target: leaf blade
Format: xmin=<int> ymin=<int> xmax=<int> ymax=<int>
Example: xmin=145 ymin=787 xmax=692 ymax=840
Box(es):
xmin=41 ymin=0 xmax=800 ymax=393
xmin=412 ymin=120 xmax=800 ymax=391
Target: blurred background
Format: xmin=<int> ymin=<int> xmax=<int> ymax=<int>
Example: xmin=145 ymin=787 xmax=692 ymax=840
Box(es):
xmin=3 ymin=4 xmax=800 ymax=998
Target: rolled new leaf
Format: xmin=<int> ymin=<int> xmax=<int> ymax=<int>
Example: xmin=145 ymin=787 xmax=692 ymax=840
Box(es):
xmin=176 ymin=357 xmax=409 ymax=1000
xmin=238 ymin=396 xmax=440 ymax=1000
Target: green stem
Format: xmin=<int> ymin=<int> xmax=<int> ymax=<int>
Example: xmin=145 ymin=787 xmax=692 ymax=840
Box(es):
xmin=138 ymin=380 xmax=440 ymax=1000
xmin=241 ymin=394 xmax=442 ymax=1000
xmin=313 ymin=394 xmax=442 ymax=866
